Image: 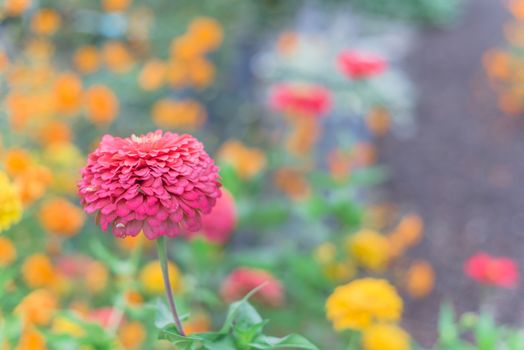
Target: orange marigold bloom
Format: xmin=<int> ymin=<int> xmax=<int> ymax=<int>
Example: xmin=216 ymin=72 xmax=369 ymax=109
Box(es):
xmin=38 ymin=198 xmax=85 ymax=236
xmin=188 ymin=17 xmax=223 ymax=52
xmin=102 ymin=0 xmax=132 ymax=12
xmin=273 ymin=167 xmax=310 ymax=201
xmin=183 ymin=312 xmax=211 ymax=335
xmin=15 ymin=289 xmax=57 ymax=326
xmin=366 ymin=106 xmax=391 ymax=136
xmin=4 ymin=148 xmax=32 ymax=177
xmin=22 ymin=254 xmax=56 ymax=288
xmin=53 ymin=73 xmax=83 ymax=116
xmin=15 ymin=165 xmax=52 ymax=205
xmin=404 ymin=260 xmax=435 ymax=299
xmin=186 ymin=58 xmax=215 ymax=88
xmin=31 ymin=9 xmax=61 ymax=35
xmin=38 ymin=120 xmax=72 ymax=146
xmin=17 ymin=327 xmax=47 ymax=350
xmin=170 ymin=35 xmax=201 ymax=61
xmin=139 ymin=59 xmax=166 ymax=91
xmin=102 ymin=41 xmax=133 ymax=73
xmin=84 ymin=85 xmax=119 ymax=125
xmin=118 ymin=322 xmax=146 ymax=349
xmin=4 ymin=0 xmax=31 ymax=16
xmin=152 ymin=98 xmax=207 ymax=130
xmin=0 ymin=236 xmax=17 ymax=266
xmin=218 ymin=140 xmax=267 ymax=180
xmin=73 ymin=46 xmax=100 ymax=74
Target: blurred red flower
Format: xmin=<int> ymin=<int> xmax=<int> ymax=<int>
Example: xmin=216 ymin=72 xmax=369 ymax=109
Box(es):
xmin=464 ymin=252 xmax=519 ymax=288
xmin=220 ymin=267 xmax=284 ymax=307
xmin=269 ymin=83 xmax=331 ymax=117
xmin=337 ymin=51 xmax=387 ymax=79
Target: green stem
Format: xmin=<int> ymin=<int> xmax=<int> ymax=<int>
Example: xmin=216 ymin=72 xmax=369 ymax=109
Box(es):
xmin=156 ymin=236 xmax=186 ymax=336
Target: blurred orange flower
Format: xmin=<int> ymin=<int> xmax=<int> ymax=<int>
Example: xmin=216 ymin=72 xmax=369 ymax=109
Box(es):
xmin=53 ymin=73 xmax=83 ymax=116
xmin=184 ymin=312 xmax=211 ymax=335
xmin=102 ymin=41 xmax=133 ymax=73
xmin=15 ymin=289 xmax=57 ymax=326
xmin=0 ymin=236 xmax=17 ymax=266
xmin=404 ymin=260 xmax=435 ymax=299
xmin=388 ymin=213 xmax=424 ymax=259
xmin=139 ymin=260 xmax=181 ymax=295
xmin=84 ymin=85 xmax=119 ymax=125
xmin=22 ymin=254 xmax=57 ymax=288
xmin=4 ymin=0 xmax=31 ymax=16
xmin=152 ymin=98 xmax=207 ymax=130
xmin=170 ymin=35 xmax=202 ymax=61
xmin=38 ymin=121 xmax=72 ymax=146
xmin=139 ymin=59 xmax=166 ymax=91
xmin=166 ymin=59 xmax=187 ymax=87
xmin=188 ymin=17 xmax=223 ymax=52
xmin=483 ymin=49 xmax=511 ymax=81
xmin=273 ymin=167 xmax=311 ymax=201
xmin=84 ymin=260 xmax=109 ymax=294
xmin=31 ymin=9 xmax=61 ymax=35
xmin=102 ymin=0 xmax=132 ymax=12
xmin=4 ymin=148 xmax=32 ymax=177
xmin=509 ymin=0 xmax=524 ymax=20
xmin=15 ymin=165 xmax=52 ymax=205
xmin=17 ymin=327 xmax=47 ymax=350
xmin=218 ymin=140 xmax=267 ymax=180
xmin=186 ymin=57 xmax=215 ymax=88
xmin=118 ymin=322 xmax=146 ymax=349
xmin=366 ymin=106 xmax=391 ymax=136
xmin=38 ymin=198 xmax=85 ymax=236
xmin=73 ymin=45 xmax=100 ymax=74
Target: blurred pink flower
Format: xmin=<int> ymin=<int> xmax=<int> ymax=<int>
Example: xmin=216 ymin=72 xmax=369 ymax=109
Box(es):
xmin=464 ymin=252 xmax=519 ymax=288
xmin=78 ymin=130 xmax=221 ymax=240
xmin=88 ymin=307 xmax=124 ymax=328
xmin=220 ymin=267 xmax=284 ymax=307
xmin=269 ymin=83 xmax=331 ymax=117
xmin=337 ymin=50 xmax=387 ymax=79
xmin=56 ymin=255 xmax=92 ymax=278
xmin=187 ymin=188 xmax=237 ymax=244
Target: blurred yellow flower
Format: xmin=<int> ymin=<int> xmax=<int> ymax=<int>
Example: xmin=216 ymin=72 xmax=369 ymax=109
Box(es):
xmin=116 ymin=233 xmax=153 ymax=252
xmin=38 ymin=198 xmax=85 ymax=237
xmin=17 ymin=326 xmax=46 ymax=350
xmin=84 ymin=84 xmax=119 ymax=125
xmin=218 ymin=140 xmax=267 ymax=180
xmin=139 ymin=59 xmax=166 ymax=91
xmin=73 ymin=46 xmax=100 ymax=74
xmin=84 ymin=261 xmax=109 ymax=294
xmin=31 ymin=9 xmax=61 ymax=35
xmin=15 ymin=289 xmax=57 ymax=326
xmin=326 ymin=278 xmax=402 ymax=331
xmin=0 ymin=171 xmax=22 ymax=232
xmin=314 ymin=242 xmax=336 ymax=265
xmin=347 ymin=229 xmax=389 ymax=271
xmin=152 ymin=98 xmax=207 ymax=130
xmin=118 ymin=321 xmax=146 ymax=349
xmin=52 ymin=315 xmax=85 ymax=338
xmin=139 ymin=260 xmax=181 ymax=295
xmin=22 ymin=254 xmax=56 ymax=288
xmin=4 ymin=0 xmax=31 ymax=16
xmin=404 ymin=260 xmax=435 ymax=299
xmin=0 ymin=236 xmax=17 ymax=266
xmin=362 ymin=324 xmax=411 ymax=350
xmin=323 ymin=261 xmax=356 ymax=282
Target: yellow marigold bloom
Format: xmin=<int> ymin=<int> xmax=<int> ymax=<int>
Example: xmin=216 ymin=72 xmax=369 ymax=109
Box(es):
xmin=73 ymin=46 xmax=100 ymax=74
xmin=17 ymin=326 xmax=47 ymax=350
xmin=102 ymin=41 xmax=133 ymax=73
xmin=84 ymin=261 xmax=109 ymax=294
xmin=186 ymin=58 xmax=215 ymax=88
xmin=326 ymin=278 xmax=403 ymax=331
xmin=347 ymin=229 xmax=389 ymax=271
xmin=102 ymin=0 xmax=132 ymax=12
xmin=139 ymin=260 xmax=181 ymax=295
xmin=139 ymin=59 xmax=166 ymax=91
xmin=15 ymin=289 xmax=57 ymax=326
xmin=53 ymin=72 xmax=83 ymax=116
xmin=188 ymin=17 xmax=223 ymax=52
xmin=0 ymin=172 xmax=22 ymax=232
xmin=118 ymin=322 xmax=146 ymax=349
xmin=218 ymin=140 xmax=267 ymax=180
xmin=22 ymin=254 xmax=56 ymax=288
xmin=31 ymin=9 xmax=61 ymax=35
xmin=184 ymin=312 xmax=211 ymax=335
xmin=4 ymin=148 xmax=31 ymax=177
xmin=404 ymin=260 xmax=435 ymax=299
xmin=323 ymin=261 xmax=356 ymax=282
xmin=152 ymin=98 xmax=207 ymax=130
xmin=38 ymin=198 xmax=85 ymax=237
xmin=4 ymin=0 xmax=31 ymax=16
xmin=0 ymin=236 xmax=17 ymax=266
xmin=362 ymin=324 xmax=411 ymax=350
xmin=52 ymin=315 xmax=85 ymax=338
xmin=314 ymin=242 xmax=336 ymax=265
xmin=84 ymin=84 xmax=119 ymax=125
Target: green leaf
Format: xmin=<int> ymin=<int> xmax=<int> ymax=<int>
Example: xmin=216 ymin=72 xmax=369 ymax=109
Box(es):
xmin=438 ymin=302 xmax=458 ymax=346
xmin=250 ymin=334 xmax=319 ymax=349
xmin=475 ymin=312 xmax=498 ymax=350
xmin=221 ymin=285 xmax=267 ymax=333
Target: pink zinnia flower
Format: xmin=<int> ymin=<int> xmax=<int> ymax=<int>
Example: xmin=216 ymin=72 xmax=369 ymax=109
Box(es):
xmin=269 ymin=83 xmax=332 ymax=117
xmin=220 ymin=267 xmax=284 ymax=307
xmin=337 ymin=50 xmax=387 ymax=79
xmin=78 ymin=130 xmax=221 ymax=240
xmin=464 ymin=252 xmax=519 ymax=288
xmin=187 ymin=188 xmax=237 ymax=244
